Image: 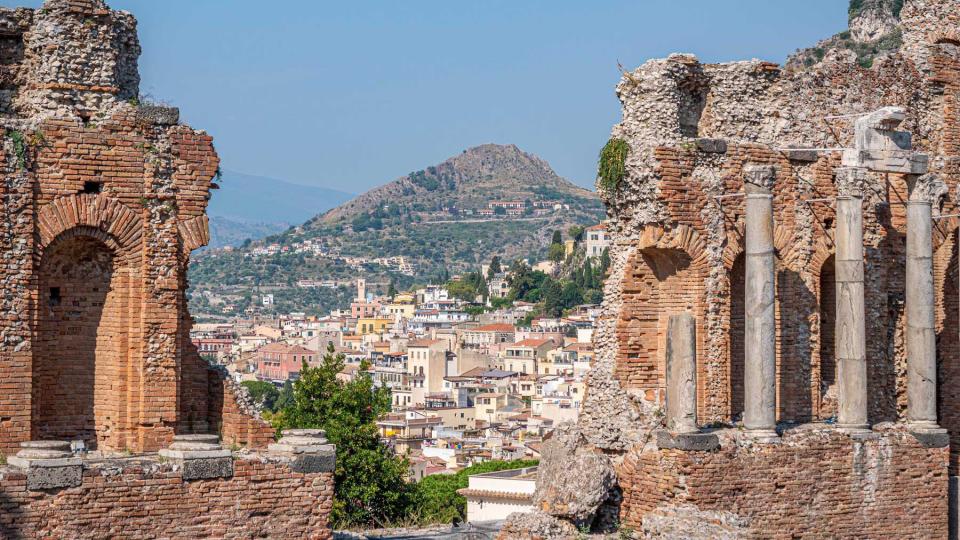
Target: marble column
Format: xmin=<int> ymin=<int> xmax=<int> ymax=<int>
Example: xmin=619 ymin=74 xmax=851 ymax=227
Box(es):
xmin=906 ymin=173 xmax=944 ymax=432
xmin=834 ymin=167 xmax=869 ymax=431
xmin=743 ymin=165 xmax=778 ymax=440
xmin=665 ymin=313 xmax=697 ymax=434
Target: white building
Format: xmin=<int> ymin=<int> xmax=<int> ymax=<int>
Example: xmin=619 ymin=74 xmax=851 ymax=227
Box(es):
xmin=459 ymin=467 xmax=537 ymax=523
xmin=584 ymin=222 xmax=610 ymax=257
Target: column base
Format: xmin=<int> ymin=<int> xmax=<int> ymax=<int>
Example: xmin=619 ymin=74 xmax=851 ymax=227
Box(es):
xmin=836 ymin=423 xmax=871 ymax=433
xmin=743 ymin=428 xmax=780 ymax=443
xmin=907 ymin=422 xmax=949 ymax=448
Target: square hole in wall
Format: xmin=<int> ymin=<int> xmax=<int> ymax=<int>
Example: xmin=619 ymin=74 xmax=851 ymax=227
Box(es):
xmin=83 ymin=181 xmax=102 ymax=194
xmin=49 ymin=287 xmax=61 ymax=307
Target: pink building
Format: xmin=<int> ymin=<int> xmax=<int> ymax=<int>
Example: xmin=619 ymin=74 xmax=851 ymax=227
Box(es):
xmin=257 ymin=343 xmax=318 ymax=381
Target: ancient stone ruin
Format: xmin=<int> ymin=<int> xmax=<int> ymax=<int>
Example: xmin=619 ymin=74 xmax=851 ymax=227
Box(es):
xmin=0 ymin=1 xmax=335 ymax=537
xmin=511 ymin=0 xmax=960 ymax=538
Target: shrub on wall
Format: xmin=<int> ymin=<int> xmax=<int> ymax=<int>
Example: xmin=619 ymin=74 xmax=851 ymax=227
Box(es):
xmin=598 ymin=138 xmax=629 ymax=194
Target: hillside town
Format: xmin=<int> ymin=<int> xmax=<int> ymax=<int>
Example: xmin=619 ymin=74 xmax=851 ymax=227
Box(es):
xmin=191 ymin=223 xmax=610 ymax=501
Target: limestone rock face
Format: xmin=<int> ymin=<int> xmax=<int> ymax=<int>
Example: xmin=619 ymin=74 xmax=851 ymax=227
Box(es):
xmin=849 ymin=0 xmax=901 ymax=42
xmin=497 ymin=511 xmax=579 ymax=540
xmin=533 ymin=424 xmax=616 ymax=524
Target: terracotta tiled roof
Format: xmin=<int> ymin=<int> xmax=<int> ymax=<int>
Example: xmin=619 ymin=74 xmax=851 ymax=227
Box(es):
xmin=513 ymin=338 xmax=555 ymax=348
xmin=408 ymin=339 xmax=444 ymax=348
xmin=473 ymin=323 xmax=515 ymax=332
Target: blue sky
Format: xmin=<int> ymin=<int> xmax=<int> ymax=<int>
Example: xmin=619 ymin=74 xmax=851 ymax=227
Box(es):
xmin=10 ymin=1 xmax=848 ymax=192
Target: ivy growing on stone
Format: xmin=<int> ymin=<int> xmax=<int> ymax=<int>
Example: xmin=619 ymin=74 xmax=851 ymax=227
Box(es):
xmin=598 ymin=137 xmax=629 ymax=194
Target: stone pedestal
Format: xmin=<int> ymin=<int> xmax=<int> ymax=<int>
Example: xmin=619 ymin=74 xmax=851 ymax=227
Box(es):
xmin=159 ymin=434 xmax=233 ymax=480
xmin=8 ymin=440 xmax=82 ymax=490
xmin=835 ymin=168 xmax=870 ymax=432
xmin=743 ymin=165 xmax=779 ymax=442
xmin=269 ymin=429 xmax=336 ymax=474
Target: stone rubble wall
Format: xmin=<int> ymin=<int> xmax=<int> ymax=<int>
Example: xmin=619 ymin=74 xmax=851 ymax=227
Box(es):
xmin=0 ymin=456 xmax=334 ymax=539
xmin=619 ymin=426 xmax=948 ymax=538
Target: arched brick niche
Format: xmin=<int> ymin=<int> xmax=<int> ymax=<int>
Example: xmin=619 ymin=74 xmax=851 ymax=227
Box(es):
xmin=615 ymin=226 xmax=709 ymax=415
xmin=33 ymin=232 xmax=133 ymax=449
xmin=30 ymin=194 xmax=144 ymax=451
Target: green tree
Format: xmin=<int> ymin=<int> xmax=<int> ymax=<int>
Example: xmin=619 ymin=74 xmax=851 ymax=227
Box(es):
xmin=275 ymin=380 xmax=295 ymax=413
xmin=548 ymin=242 xmax=566 ymax=263
xmin=551 ymin=230 xmax=562 ymax=245
xmin=560 ymin=280 xmax=583 ymax=311
xmin=276 ymin=346 xmax=412 ymax=527
xmin=541 ymin=278 xmax=563 ymax=317
xmin=568 ymin=225 xmax=585 ymax=243
xmin=387 ymin=280 xmax=398 ymax=299
xmin=598 ymin=247 xmax=611 ymax=276
xmin=582 ymin=257 xmax=595 ymax=289
xmin=487 ymin=256 xmax=502 ymax=278
xmin=241 ymin=380 xmax=280 ymax=412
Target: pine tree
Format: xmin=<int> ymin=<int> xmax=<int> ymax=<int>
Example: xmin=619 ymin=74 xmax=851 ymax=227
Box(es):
xmin=551 ymin=230 xmax=562 ymax=245
xmin=583 ymin=257 xmax=595 ymax=289
xmin=488 ymin=256 xmax=502 ymax=278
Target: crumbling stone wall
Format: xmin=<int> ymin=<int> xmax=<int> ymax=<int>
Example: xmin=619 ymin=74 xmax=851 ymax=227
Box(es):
xmin=521 ymin=0 xmax=960 ymax=537
xmin=0 ymin=0 xmax=273 ymax=456
xmin=0 ymin=456 xmax=335 ymax=539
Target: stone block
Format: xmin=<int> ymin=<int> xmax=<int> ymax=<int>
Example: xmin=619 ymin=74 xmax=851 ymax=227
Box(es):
xmin=910 ymin=430 xmax=950 ymax=448
xmin=7 ymin=458 xmax=84 ymax=491
xmin=695 ymin=138 xmax=727 ymax=153
xmin=841 ymin=149 xmax=929 ymax=175
xmin=181 ymin=456 xmax=234 ymax=481
xmin=291 ymin=449 xmax=336 ymax=474
xmin=159 ymin=448 xmax=232 ymax=460
xmin=783 ymin=149 xmax=820 ymax=162
xmin=656 ymin=430 xmax=721 ymax=452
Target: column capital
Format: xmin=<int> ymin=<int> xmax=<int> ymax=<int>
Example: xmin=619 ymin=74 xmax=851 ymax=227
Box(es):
xmin=743 ymin=164 xmax=776 ymax=195
xmin=907 ymin=173 xmax=946 ymax=204
xmin=835 ymin=167 xmax=868 ymax=198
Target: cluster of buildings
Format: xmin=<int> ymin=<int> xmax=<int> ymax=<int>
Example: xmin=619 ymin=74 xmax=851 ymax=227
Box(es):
xmin=191 ymin=256 xmax=607 ymax=482
xmin=468 ymin=199 xmax=570 ymax=218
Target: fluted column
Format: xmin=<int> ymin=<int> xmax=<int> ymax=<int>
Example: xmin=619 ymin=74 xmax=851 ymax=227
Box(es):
xmin=834 ymin=167 xmax=869 ymax=431
xmin=665 ymin=313 xmax=697 ymax=434
xmin=743 ymin=164 xmax=778 ymax=441
xmin=906 ymin=173 xmax=944 ymax=432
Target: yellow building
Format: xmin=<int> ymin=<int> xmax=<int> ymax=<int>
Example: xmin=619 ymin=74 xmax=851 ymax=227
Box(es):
xmin=357 ymin=317 xmax=392 ymax=335
xmin=384 ymin=302 xmax=416 ymax=320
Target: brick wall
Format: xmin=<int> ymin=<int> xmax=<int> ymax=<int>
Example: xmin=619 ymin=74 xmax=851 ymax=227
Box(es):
xmin=611 ymin=144 xmax=960 ymax=427
xmin=618 ymin=427 xmax=948 ymax=538
xmin=0 ymin=457 xmax=334 ymax=539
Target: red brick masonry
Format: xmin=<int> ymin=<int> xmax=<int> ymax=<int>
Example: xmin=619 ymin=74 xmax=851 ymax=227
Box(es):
xmin=619 ymin=425 xmax=948 ymax=539
xmin=0 ymin=456 xmax=334 ymax=539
